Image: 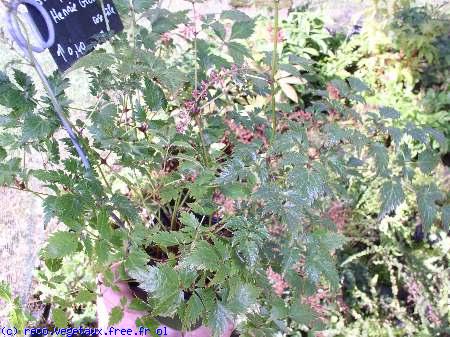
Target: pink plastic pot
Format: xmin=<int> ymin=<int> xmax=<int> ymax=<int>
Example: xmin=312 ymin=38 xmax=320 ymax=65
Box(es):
xmin=97 ymin=264 xmax=234 ymax=337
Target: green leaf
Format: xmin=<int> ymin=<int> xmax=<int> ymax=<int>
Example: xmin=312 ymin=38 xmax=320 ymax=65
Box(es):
xmin=183 ymin=241 xmax=221 ymax=271
xmin=221 ymin=183 xmax=250 ymax=199
xmin=0 ymin=282 xmax=12 ymax=301
xmin=287 ymin=167 xmax=327 ymax=205
xmin=52 ymin=308 xmax=67 ymax=328
xmin=305 ymin=238 xmax=339 ymax=288
xmin=45 ymin=232 xmax=78 ymax=258
xmin=226 ymin=42 xmax=251 ymax=64
xmin=311 ymin=230 xmax=347 ymax=253
xmin=379 ymin=180 xmax=405 ymax=220
xmin=129 ymin=266 xmax=162 ymax=293
xmin=418 ymin=150 xmax=440 ymax=174
xmin=179 ymin=211 xmax=201 ymax=228
xmin=97 ymin=208 xmax=112 ymax=240
xmin=207 ymin=301 xmax=232 ymax=337
xmin=125 ymin=247 xmax=149 ymax=271
xmin=45 ymin=258 xmax=63 ymax=272
xmin=132 ymin=0 xmax=156 ymax=12
xmin=129 ymin=264 xmax=179 ymax=298
xmin=152 ymin=231 xmax=191 ymax=247
xmin=183 ymin=293 xmax=203 ymax=330
xmin=416 ymin=185 xmax=443 ymax=232
xmin=0 ymin=146 xmax=6 ymax=161
xmin=425 ymin=127 xmax=448 ymax=153
xmin=290 ymin=302 xmax=316 ymax=325
xmin=111 ymin=193 xmax=140 ymax=223
xmin=144 ymin=79 xmax=167 ymax=111
xmin=0 ymin=71 xmax=35 ymax=115
xmin=347 ymin=77 xmax=369 ymax=92
xmin=95 ymin=240 xmax=112 ymax=264
xmin=221 ymin=10 xmax=251 ymax=22
xmin=109 ymin=306 xmax=124 ymax=325
xmin=442 ymin=205 xmax=450 ymax=231
xmin=129 ymin=298 xmax=149 ymax=311
xmin=227 ymin=282 xmax=259 ymax=313
xmin=0 ymin=158 xmax=21 ymax=185
xmin=74 ymin=290 xmax=96 ymax=303
xmin=369 ymin=143 xmax=389 ymax=177
xmin=379 ymin=106 xmax=400 ymax=119
xmin=270 ymin=296 xmax=288 ymax=320
xmin=230 ymin=20 xmax=255 ymax=40
xmin=71 ymin=52 xmax=115 ymax=70
xmin=149 ymin=9 xmax=188 ymax=34
xmin=211 ymin=22 xmax=226 ymax=40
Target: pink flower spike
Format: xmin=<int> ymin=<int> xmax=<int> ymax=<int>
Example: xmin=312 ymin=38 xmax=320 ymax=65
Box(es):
xmin=266 ymin=267 xmax=289 ymax=297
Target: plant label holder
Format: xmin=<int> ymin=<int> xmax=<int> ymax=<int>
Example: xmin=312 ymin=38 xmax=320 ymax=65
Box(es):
xmin=9 ymin=0 xmax=123 ymax=72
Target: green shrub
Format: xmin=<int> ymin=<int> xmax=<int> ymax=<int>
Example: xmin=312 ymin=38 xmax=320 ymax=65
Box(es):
xmin=0 ymin=1 xmax=448 ymax=336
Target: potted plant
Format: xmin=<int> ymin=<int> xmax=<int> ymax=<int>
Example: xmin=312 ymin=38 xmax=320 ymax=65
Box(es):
xmin=0 ymin=1 xmax=447 ymax=336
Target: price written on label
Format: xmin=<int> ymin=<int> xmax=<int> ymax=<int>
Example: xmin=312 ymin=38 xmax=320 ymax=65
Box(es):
xmin=26 ymin=0 xmax=123 ymax=71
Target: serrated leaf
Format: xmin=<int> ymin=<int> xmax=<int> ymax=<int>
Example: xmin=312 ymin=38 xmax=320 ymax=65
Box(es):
xmin=221 ymin=183 xmax=250 ymax=199
xmin=94 ymin=240 xmax=111 ymax=264
xmin=418 ymin=150 xmax=440 ymax=174
xmin=287 ymin=168 xmax=327 ymax=205
xmin=183 ymin=293 xmax=203 ymax=330
xmin=0 ymin=158 xmax=21 ymax=185
xmin=144 ymin=79 xmax=167 ymax=111
xmin=179 ymin=211 xmax=200 ymax=228
xmin=305 ymin=235 xmax=339 ymax=288
xmin=45 ymin=232 xmax=78 ymax=258
xmin=370 ymin=143 xmax=389 ymax=177
xmin=416 ymin=185 xmax=443 ymax=232
xmin=207 ymin=302 xmax=232 ymax=337
xmin=152 ymin=231 xmax=191 ymax=247
xmin=52 ymin=308 xmax=67 ymax=328
xmin=230 ymin=20 xmax=255 ymax=40
xmin=133 ymin=0 xmax=156 ymax=12
xmin=379 ymin=106 xmax=400 ymax=119
xmin=0 ymin=71 xmax=35 ymax=115
xmin=379 ymin=180 xmax=405 ymax=220
xmin=0 ymin=146 xmax=6 ymax=161
xmin=125 ymin=247 xmax=149 ymax=271
xmin=311 ymin=230 xmax=347 ymax=252
xmin=109 ymin=306 xmax=124 ymax=325
xmin=129 ymin=298 xmax=149 ymax=311
xmin=227 ymin=282 xmax=259 ymax=313
xmin=288 ymin=54 xmax=315 ymax=72
xmin=0 ymin=282 xmax=12 ymax=301
xmin=183 ymin=241 xmax=221 ymax=271
xmin=111 ymin=193 xmax=140 ymax=223
xmin=71 ymin=52 xmax=115 ymax=70
xmin=290 ymin=302 xmax=316 ymax=325
xmin=406 ymin=123 xmax=429 ymax=144
xmin=211 ymin=22 xmax=226 ymax=40
xmin=347 ymin=77 xmax=369 ymax=92
xmin=221 ymin=10 xmax=251 ymax=22
xmin=129 ymin=266 xmax=162 ymax=293
xmin=74 ymin=290 xmax=96 ymax=303
xmin=425 ymin=127 xmax=448 ymax=153
xmin=45 ymin=258 xmax=63 ymax=272
xmin=129 ymin=264 xmax=179 ymax=298
xmin=226 ymin=42 xmax=251 ymax=64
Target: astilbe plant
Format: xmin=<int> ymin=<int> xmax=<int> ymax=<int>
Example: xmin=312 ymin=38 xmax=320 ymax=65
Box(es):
xmin=0 ymin=2 xmax=448 ymax=336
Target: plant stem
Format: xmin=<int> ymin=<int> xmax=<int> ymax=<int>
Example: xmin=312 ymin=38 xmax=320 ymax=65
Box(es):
xmin=192 ymin=1 xmax=198 ymax=89
xmin=271 ymin=0 xmax=280 ymax=141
